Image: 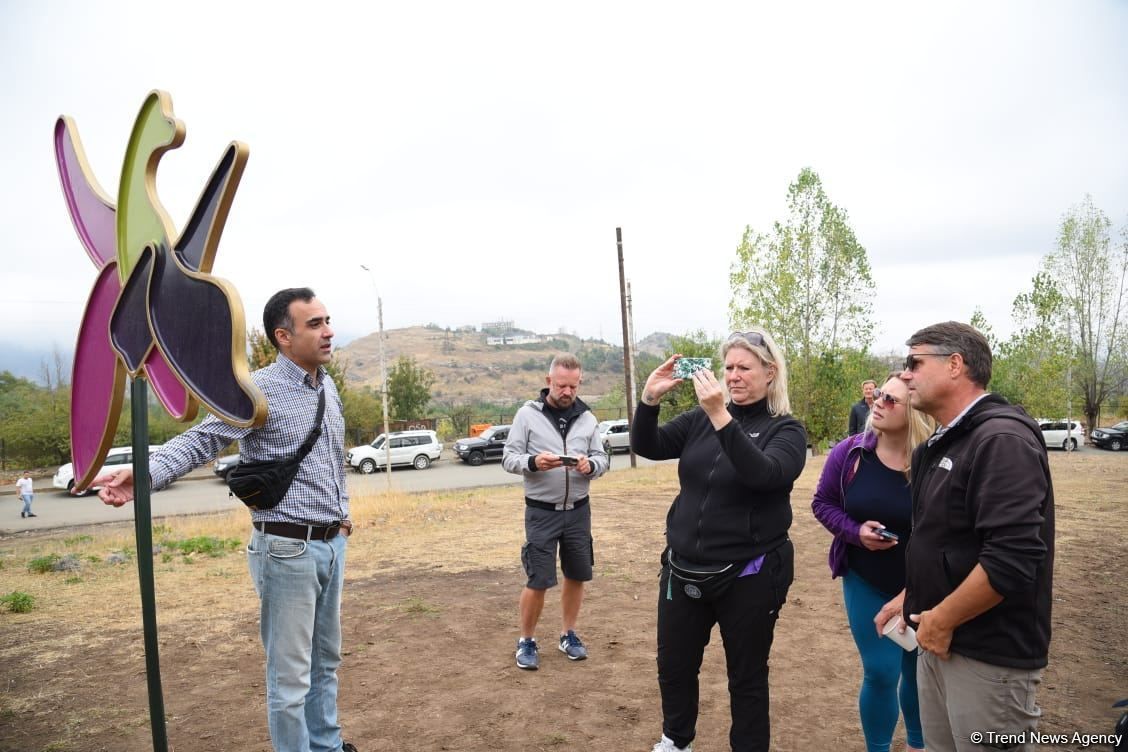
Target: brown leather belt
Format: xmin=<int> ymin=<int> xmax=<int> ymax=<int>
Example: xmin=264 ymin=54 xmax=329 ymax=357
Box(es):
xmin=253 ymin=520 xmax=351 ymax=541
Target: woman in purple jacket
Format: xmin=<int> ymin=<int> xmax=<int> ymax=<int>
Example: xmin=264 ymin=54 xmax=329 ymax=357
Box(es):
xmin=811 ymin=375 xmax=934 ymax=752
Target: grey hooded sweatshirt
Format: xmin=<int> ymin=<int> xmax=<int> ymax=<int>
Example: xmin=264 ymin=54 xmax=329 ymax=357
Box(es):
xmin=502 ymin=392 xmax=609 ymax=505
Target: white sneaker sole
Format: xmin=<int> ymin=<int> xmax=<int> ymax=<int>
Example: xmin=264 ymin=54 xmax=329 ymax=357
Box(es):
xmin=558 ymin=644 xmax=587 ymax=661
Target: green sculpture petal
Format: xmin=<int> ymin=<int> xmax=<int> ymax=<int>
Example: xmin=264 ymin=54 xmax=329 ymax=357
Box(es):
xmin=115 ymin=90 xmax=183 ymax=279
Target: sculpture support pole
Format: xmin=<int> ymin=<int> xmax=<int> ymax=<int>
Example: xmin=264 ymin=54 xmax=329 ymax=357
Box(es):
xmin=131 ymin=377 xmax=169 ymax=752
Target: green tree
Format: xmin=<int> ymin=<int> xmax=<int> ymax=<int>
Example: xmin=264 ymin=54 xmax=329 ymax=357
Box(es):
xmin=1041 ymin=195 xmax=1128 ymax=430
xmin=247 ymin=327 xmax=276 ymax=370
xmin=387 ymin=356 xmax=435 ymax=421
xmin=655 ymin=331 xmax=722 ymax=422
xmin=341 ymin=386 xmax=383 ymax=441
xmin=729 ymin=168 xmax=875 ymax=442
xmin=990 ymin=275 xmax=1074 ymax=419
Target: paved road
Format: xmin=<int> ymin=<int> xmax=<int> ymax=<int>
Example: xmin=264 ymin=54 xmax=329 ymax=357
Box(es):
xmin=1 ymin=451 xmax=670 ymax=534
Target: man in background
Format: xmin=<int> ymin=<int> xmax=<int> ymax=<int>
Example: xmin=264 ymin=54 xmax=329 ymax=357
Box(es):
xmin=503 ymin=354 xmax=609 ymax=670
xmin=848 ymin=379 xmax=877 ymax=435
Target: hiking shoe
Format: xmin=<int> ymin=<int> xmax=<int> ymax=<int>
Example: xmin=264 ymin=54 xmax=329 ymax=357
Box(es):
xmin=516 ymin=638 xmax=539 ymax=670
xmin=558 ymin=630 xmax=588 ymax=661
xmin=651 ymin=735 xmax=692 ymax=752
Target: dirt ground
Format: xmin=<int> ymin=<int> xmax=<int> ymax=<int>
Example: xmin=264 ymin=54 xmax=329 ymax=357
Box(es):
xmin=1 ymin=451 xmax=1125 ymax=752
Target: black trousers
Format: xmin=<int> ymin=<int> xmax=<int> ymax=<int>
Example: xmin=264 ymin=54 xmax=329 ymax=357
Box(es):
xmin=656 ymin=539 xmax=794 ymax=752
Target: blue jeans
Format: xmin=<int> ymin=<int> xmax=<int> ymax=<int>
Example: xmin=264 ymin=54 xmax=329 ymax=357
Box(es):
xmin=21 ymin=494 xmax=33 ymax=515
xmin=247 ymin=530 xmax=347 ymax=752
xmin=842 ymin=571 xmax=924 ymax=752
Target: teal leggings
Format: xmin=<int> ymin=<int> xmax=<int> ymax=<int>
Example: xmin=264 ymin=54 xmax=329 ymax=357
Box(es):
xmin=842 ymin=570 xmax=924 ymax=752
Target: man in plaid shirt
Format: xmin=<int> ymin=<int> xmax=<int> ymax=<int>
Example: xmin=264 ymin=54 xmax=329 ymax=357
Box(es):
xmin=96 ymin=287 xmax=358 ymax=752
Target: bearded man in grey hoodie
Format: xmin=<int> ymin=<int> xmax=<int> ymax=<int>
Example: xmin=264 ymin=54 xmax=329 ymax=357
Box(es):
xmin=503 ymin=354 xmax=609 ymax=670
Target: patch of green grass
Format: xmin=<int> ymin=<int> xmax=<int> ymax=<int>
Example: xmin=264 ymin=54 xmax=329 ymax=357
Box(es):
xmin=160 ymin=536 xmax=241 ymax=557
xmin=152 ymin=523 xmax=173 ymax=536
xmin=64 ymin=576 xmax=83 ymax=585
xmin=161 ymin=552 xmax=174 ymax=563
xmin=28 ymin=554 xmax=61 ymax=574
xmin=63 ymin=534 xmax=93 ymax=546
xmin=394 ymin=599 xmax=442 ymax=617
xmin=1 ymin=590 xmax=35 ymax=613
xmin=541 ymin=732 xmax=568 ymax=746
xmin=400 ymin=596 xmax=440 ymax=616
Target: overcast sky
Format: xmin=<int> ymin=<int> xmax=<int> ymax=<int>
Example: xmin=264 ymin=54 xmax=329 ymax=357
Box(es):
xmin=2 ymin=0 xmax=1126 ymax=378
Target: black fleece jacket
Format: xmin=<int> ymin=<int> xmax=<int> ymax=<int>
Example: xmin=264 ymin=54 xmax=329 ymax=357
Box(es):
xmin=904 ymin=394 xmax=1055 ymax=669
xmin=631 ymin=399 xmax=807 ymax=564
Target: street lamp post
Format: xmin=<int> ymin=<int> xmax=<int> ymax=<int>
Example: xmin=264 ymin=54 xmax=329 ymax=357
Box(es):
xmin=360 ymin=265 xmax=392 ymax=488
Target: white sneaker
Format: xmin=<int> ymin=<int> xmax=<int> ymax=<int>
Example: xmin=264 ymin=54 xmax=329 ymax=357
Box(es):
xmin=651 ymin=735 xmax=691 ymax=752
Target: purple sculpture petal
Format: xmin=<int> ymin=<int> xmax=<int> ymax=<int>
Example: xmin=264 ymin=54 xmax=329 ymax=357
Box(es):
xmin=71 ymin=262 xmax=127 ymax=491
xmin=143 ymin=349 xmax=196 ymax=422
xmin=54 ymin=117 xmax=117 ymax=268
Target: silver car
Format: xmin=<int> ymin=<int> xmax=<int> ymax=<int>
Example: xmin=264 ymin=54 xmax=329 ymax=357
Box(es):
xmin=599 ymin=419 xmax=631 ymax=455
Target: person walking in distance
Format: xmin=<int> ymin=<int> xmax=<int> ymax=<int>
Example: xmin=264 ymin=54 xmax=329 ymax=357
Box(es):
xmin=16 ymin=470 xmax=36 ymax=518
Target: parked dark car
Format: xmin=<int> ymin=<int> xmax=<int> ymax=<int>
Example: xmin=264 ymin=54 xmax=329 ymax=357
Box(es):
xmin=1091 ymin=421 xmax=1128 ymax=451
xmin=452 ymin=425 xmax=511 ymax=466
xmin=214 ymin=454 xmax=241 ymax=480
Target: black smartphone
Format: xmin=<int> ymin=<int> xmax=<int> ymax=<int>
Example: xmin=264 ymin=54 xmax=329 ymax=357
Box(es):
xmin=558 ymin=455 xmax=578 ymax=466
xmin=876 ymin=528 xmax=900 ymax=542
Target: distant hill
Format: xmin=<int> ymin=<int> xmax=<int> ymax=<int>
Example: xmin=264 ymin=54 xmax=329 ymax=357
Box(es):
xmin=637 ymin=332 xmax=674 ymax=357
xmin=338 ymin=326 xmax=645 ymax=404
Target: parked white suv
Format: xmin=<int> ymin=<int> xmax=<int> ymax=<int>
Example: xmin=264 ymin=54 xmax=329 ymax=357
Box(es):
xmin=53 ymin=445 xmax=164 ymax=495
xmin=347 ymin=430 xmax=443 ymax=473
xmin=599 ymin=419 xmax=631 ymax=455
xmin=1037 ymin=420 xmax=1085 ymax=450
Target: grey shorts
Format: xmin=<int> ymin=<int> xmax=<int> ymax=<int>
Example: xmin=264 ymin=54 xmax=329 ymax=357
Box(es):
xmin=522 ymin=503 xmax=593 ymax=590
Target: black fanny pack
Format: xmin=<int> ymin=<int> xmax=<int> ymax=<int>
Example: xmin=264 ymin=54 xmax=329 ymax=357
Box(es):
xmin=665 ymin=549 xmax=742 ymax=600
xmin=226 ymin=391 xmax=326 ymax=511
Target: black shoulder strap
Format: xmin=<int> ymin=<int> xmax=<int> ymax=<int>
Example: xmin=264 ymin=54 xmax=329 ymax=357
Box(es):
xmin=295 ymin=390 xmax=327 ymax=461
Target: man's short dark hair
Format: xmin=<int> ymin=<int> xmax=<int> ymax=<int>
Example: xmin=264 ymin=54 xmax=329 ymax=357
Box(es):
xmin=263 ymin=287 xmax=316 ymax=349
xmin=906 ymin=321 xmax=992 ymax=388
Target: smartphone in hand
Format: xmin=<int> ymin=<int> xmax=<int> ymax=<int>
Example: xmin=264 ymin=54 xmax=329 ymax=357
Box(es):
xmin=875 ymin=528 xmax=900 ymax=542
xmin=674 ymin=357 xmax=712 ymax=379
xmin=557 ymin=455 xmax=578 ymax=466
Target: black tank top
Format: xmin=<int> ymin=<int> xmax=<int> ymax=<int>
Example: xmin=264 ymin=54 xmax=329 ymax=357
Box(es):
xmin=844 ymin=451 xmax=912 ymax=596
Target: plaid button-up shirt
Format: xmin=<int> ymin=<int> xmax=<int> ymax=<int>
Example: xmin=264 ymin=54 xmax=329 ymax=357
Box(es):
xmin=150 ymin=354 xmax=349 ymax=525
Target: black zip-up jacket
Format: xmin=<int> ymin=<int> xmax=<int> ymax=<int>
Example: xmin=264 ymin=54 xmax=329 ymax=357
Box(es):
xmin=904 ymin=394 xmax=1055 ymax=669
xmin=631 ymin=399 xmax=807 ymax=563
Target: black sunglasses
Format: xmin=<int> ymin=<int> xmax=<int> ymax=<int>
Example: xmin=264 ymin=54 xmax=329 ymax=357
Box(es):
xmin=902 ymin=351 xmax=955 ymax=372
xmin=871 ymin=388 xmax=904 ymax=407
xmin=728 ymin=331 xmax=766 ymax=348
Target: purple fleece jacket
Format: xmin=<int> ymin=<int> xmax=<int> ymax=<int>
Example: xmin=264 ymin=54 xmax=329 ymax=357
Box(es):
xmin=810 ymin=431 xmax=878 ymax=578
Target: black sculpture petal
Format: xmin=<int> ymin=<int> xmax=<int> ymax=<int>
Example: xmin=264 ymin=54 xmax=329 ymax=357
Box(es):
xmin=174 ymin=142 xmax=247 ymax=273
xmin=109 ymin=248 xmax=156 ymax=373
xmin=148 ymin=246 xmax=261 ymax=426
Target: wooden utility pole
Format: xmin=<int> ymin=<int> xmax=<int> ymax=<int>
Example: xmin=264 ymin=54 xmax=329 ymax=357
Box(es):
xmin=616 ymin=228 xmax=637 ymax=468
xmin=362 ymin=264 xmax=393 ymax=490
xmin=379 ymin=296 xmax=392 ymax=485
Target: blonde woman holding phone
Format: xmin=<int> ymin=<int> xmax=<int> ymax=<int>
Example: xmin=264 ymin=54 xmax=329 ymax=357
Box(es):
xmin=811 ymin=375 xmax=934 ymax=752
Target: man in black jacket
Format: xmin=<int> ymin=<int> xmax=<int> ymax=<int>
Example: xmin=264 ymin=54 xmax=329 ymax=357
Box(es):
xmin=847 ymin=379 xmax=876 ymax=435
xmin=877 ymin=321 xmax=1054 ymax=752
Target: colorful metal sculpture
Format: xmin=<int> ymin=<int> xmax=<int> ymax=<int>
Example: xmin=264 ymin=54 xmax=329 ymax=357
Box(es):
xmin=55 ymin=90 xmax=270 ymax=752
xmin=54 ymin=90 xmax=267 ymax=491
